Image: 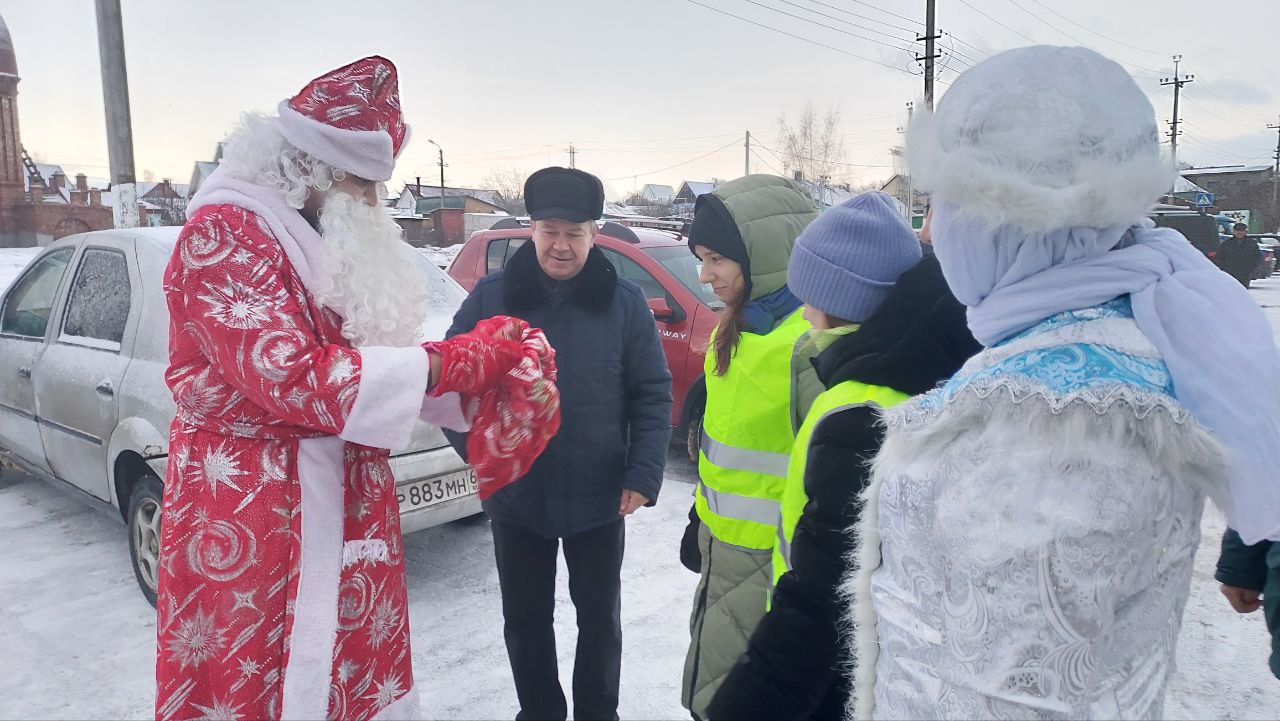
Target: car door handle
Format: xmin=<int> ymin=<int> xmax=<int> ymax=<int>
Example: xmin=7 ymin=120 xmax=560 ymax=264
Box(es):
xmin=95 ymin=380 xmax=114 ymax=397
xmin=17 ymin=366 xmax=30 ymax=379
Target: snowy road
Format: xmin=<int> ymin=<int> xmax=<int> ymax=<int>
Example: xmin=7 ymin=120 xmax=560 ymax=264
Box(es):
xmin=1 ymin=281 xmax=1278 ymax=719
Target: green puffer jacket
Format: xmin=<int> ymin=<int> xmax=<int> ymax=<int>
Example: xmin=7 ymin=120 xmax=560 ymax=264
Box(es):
xmin=1216 ymin=528 xmax=1280 ymax=679
xmin=681 ymin=175 xmax=818 ymax=720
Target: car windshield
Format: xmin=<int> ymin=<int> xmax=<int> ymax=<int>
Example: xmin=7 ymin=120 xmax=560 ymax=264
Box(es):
xmin=643 ymin=245 xmax=723 ymax=309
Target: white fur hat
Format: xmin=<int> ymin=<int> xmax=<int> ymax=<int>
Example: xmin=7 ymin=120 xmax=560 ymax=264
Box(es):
xmin=907 ymin=45 xmax=1173 ymax=235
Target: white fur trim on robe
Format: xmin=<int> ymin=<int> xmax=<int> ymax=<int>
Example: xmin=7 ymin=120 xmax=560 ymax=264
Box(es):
xmin=281 ymin=436 xmax=345 ymax=721
xmin=343 ymin=345 xmax=463 ymax=449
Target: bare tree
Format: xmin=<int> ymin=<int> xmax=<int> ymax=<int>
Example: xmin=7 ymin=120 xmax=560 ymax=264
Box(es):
xmin=775 ymin=102 xmax=850 ymax=184
xmin=622 ymin=191 xmax=674 ymax=218
xmin=483 ymin=165 xmax=529 ymax=215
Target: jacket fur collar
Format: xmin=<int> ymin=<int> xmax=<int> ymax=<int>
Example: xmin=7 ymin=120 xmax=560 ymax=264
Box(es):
xmin=502 ymin=240 xmax=617 ymax=313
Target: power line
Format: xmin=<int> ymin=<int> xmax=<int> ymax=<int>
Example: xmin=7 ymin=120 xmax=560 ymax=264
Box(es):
xmin=940 ymin=32 xmax=981 ymax=66
xmin=944 ymin=31 xmax=990 ymax=60
xmin=1003 ymin=0 xmax=1164 ymax=76
xmin=750 ymin=147 xmax=785 ymax=175
xmin=682 ymin=0 xmax=920 ymax=75
xmin=1179 ymin=124 xmax=1274 ymax=155
xmin=841 ymin=0 xmax=923 ymax=27
xmin=740 ymin=0 xmax=916 ymax=52
xmin=604 ymin=138 xmax=742 ymax=181
xmin=1186 ymin=72 xmax=1275 ymax=124
xmin=757 ymin=143 xmax=895 ymax=168
xmin=1024 ymin=0 xmax=1163 ymax=56
xmin=791 ymin=0 xmax=920 ymax=36
xmin=1181 ymin=96 xmax=1264 ymax=130
xmin=1180 ymin=133 xmax=1267 ymax=156
xmin=1002 ymin=0 xmax=1096 ymax=48
xmin=954 ymin=0 xmax=1037 ymax=44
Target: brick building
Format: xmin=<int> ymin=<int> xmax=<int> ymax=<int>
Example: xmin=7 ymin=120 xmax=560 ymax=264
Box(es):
xmin=0 ymin=12 xmax=113 ymax=247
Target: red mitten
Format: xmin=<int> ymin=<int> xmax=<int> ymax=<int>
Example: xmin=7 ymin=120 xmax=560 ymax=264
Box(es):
xmin=466 ymin=327 xmax=561 ymax=499
xmin=424 ymin=316 xmax=529 ymax=397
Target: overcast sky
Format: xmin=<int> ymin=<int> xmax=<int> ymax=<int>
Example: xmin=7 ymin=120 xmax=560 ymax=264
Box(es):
xmin=5 ymin=0 xmax=1278 ymax=200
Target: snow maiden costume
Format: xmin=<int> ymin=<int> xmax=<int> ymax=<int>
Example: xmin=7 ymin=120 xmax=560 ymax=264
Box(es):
xmin=845 ymin=46 xmax=1280 ymax=720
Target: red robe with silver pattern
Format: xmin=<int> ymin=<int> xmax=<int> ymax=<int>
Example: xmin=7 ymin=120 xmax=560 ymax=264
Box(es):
xmin=156 ymin=202 xmax=449 ymax=720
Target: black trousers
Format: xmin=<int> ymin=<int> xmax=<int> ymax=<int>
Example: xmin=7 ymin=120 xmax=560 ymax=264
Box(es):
xmin=491 ymin=518 xmax=625 ymax=721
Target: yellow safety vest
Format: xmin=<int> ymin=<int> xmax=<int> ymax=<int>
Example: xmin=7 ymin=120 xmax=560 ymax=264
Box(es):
xmin=772 ymin=380 xmax=909 ymax=587
xmin=696 ymin=309 xmax=811 ymax=550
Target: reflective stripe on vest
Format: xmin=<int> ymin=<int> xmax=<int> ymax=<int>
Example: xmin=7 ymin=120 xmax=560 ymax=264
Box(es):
xmin=700 ymin=428 xmax=790 ymax=478
xmin=697 ymin=480 xmax=780 ymax=526
xmin=770 ymin=381 xmax=910 ymax=588
xmin=697 ymin=308 xmax=811 ymax=550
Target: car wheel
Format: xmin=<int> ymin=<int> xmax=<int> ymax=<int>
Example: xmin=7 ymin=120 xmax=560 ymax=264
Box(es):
xmin=126 ymin=473 xmax=164 ymax=608
xmin=686 ymin=408 xmax=703 ymax=464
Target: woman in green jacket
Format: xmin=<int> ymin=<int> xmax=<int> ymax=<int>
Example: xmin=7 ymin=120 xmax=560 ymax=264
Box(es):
xmin=679 ymin=175 xmax=818 ymax=720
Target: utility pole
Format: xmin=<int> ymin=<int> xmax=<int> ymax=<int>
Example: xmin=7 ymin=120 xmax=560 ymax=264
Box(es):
xmin=904 ymin=102 xmax=914 ymax=224
xmin=427 ymin=139 xmax=447 ymax=211
xmin=437 ymin=149 xmax=445 ymax=203
xmin=1269 ymin=117 xmax=1280 ymax=208
xmin=917 ymin=0 xmax=940 ymax=110
xmin=1160 ymin=55 xmax=1194 ymax=167
xmin=745 ymin=130 xmax=751 ymax=176
xmin=94 ymin=0 xmax=138 ymax=228
xmin=566 ymin=142 xmax=576 ymax=169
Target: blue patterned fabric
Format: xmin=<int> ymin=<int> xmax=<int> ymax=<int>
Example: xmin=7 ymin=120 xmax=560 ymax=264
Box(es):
xmin=920 ymin=297 xmax=1174 ymax=413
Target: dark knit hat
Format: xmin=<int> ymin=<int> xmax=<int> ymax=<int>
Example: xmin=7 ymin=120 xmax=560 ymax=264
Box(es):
xmin=687 ymin=197 xmax=751 ymax=290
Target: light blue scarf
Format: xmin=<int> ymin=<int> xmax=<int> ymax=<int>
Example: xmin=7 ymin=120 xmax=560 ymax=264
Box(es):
xmin=933 ymin=202 xmax=1280 ymax=544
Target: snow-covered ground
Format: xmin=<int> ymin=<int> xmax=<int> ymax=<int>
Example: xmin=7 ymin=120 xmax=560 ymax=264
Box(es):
xmin=0 ymin=247 xmax=40 ymax=290
xmin=0 ymin=276 xmax=1278 ymax=718
xmin=420 ymin=244 xmax=463 ymax=270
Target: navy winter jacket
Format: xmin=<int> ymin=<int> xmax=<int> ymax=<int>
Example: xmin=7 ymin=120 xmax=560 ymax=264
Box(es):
xmin=445 ymin=241 xmax=673 ymax=538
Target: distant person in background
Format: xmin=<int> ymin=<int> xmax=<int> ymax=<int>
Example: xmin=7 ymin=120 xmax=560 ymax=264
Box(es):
xmin=918 ymin=206 xmax=934 ymax=255
xmin=1218 ymin=222 xmax=1262 ymax=287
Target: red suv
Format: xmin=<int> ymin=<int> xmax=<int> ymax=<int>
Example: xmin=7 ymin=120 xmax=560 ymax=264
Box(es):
xmin=448 ymin=220 xmax=719 ymax=458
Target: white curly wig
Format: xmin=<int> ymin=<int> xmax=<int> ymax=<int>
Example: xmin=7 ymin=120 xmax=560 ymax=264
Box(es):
xmin=218 ymin=112 xmax=349 ymax=210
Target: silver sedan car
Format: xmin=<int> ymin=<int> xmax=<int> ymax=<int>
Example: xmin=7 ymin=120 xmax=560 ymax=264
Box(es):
xmin=0 ymin=227 xmax=478 ymax=605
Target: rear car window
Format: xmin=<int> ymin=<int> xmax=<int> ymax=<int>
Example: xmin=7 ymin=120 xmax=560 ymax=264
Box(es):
xmin=62 ymin=248 xmax=131 ymax=346
xmin=486 ymin=239 xmax=508 ymax=274
xmin=485 ymin=237 xmax=529 ymax=275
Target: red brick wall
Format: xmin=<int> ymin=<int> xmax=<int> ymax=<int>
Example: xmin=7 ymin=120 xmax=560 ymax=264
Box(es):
xmin=0 ymin=179 xmax=23 ymax=235
xmin=430 ymin=208 xmax=464 ymax=247
xmin=16 ymin=202 xmax=114 ymax=242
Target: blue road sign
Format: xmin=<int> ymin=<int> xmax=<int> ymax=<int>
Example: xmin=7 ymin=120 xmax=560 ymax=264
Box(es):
xmin=1195 ymin=191 xmax=1214 ymax=207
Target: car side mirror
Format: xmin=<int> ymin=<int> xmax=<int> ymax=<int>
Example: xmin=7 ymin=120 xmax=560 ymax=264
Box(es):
xmin=647 ymin=297 xmax=682 ymax=324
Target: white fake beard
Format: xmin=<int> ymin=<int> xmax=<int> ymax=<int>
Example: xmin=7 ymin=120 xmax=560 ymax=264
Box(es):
xmin=313 ymin=191 xmax=428 ymax=347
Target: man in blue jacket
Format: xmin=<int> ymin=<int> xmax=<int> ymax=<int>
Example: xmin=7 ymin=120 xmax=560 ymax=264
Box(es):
xmin=446 ymin=166 xmax=672 ymax=721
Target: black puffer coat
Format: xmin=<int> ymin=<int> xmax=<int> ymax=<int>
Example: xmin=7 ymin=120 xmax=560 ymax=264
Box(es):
xmin=706 ymin=255 xmax=980 ymax=720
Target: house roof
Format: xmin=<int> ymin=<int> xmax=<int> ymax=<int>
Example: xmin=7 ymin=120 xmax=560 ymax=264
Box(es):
xmin=23 ymin=163 xmax=65 ymax=192
xmin=796 ymin=179 xmax=854 ymax=208
xmin=403 ymin=184 xmax=502 ymax=207
xmin=137 ymin=181 xmax=190 ymax=200
xmin=678 ymin=181 xmax=717 ymax=198
xmin=1172 ymin=175 xmax=1209 ymax=195
xmin=641 ymin=184 xmax=674 ymax=202
xmin=193 ymin=161 xmax=218 ymax=181
xmin=1181 ymin=165 xmax=1272 ymax=177
xmin=416 ymin=196 xmax=469 ymax=212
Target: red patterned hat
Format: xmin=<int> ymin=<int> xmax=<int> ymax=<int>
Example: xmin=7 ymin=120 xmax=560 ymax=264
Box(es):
xmin=276 ymin=56 xmax=410 ymax=182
